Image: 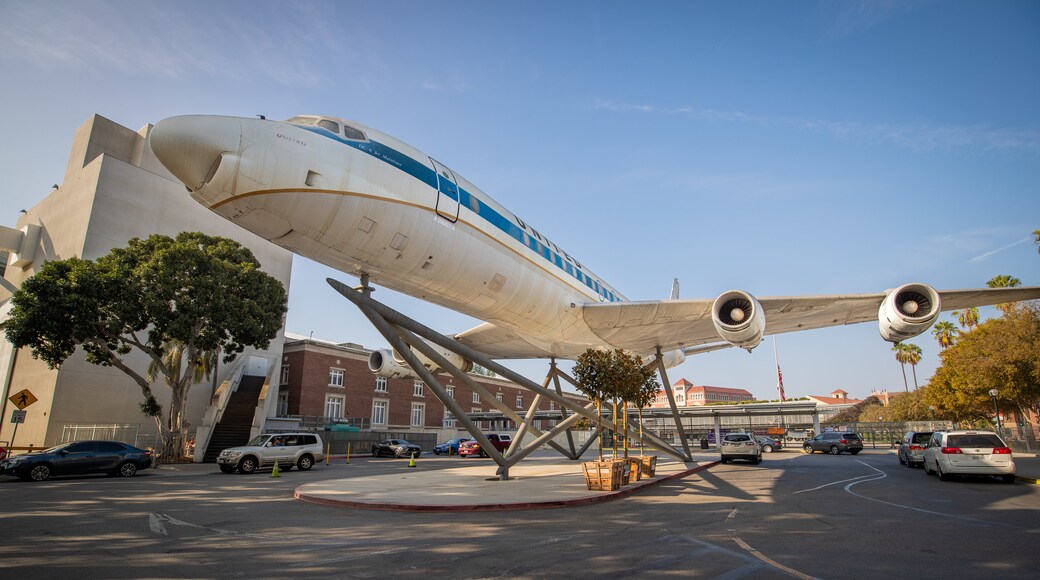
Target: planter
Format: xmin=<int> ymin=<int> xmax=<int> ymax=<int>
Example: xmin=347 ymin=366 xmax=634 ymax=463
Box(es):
xmin=625 ymin=457 xmax=642 ymax=483
xmin=639 ymin=455 xmax=658 ymax=477
xmin=582 ymin=460 xmax=624 ymax=491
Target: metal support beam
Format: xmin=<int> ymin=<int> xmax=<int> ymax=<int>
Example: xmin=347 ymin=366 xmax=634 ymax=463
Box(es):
xmin=655 ymin=347 xmax=694 ymax=462
xmin=327 ymin=278 xmax=688 ymax=464
xmin=549 ymin=359 xmax=577 ymax=456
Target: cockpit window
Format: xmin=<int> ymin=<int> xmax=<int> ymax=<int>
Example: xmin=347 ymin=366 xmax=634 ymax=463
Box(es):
xmin=317 ymin=119 xmax=340 ymax=133
xmin=342 ymin=124 xmax=366 ymax=141
xmin=284 ymin=116 xmax=318 ymax=126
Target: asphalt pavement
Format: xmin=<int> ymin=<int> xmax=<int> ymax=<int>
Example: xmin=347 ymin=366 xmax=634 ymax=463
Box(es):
xmin=286 ymin=448 xmax=1040 ymax=511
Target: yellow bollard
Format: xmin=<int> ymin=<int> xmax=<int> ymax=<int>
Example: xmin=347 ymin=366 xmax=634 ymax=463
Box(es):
xmin=408 ymin=452 xmax=416 ymax=468
xmin=346 ymin=442 xmax=351 ymax=465
xmin=325 ymin=442 xmax=330 ymax=465
xmin=271 ymin=460 xmax=280 ymax=478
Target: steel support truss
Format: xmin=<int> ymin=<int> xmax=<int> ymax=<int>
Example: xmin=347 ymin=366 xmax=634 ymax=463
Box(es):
xmin=328 ymin=278 xmax=694 ymax=480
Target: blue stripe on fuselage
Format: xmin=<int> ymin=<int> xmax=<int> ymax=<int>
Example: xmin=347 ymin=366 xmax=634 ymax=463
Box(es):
xmin=294 ymin=124 xmax=621 ymax=303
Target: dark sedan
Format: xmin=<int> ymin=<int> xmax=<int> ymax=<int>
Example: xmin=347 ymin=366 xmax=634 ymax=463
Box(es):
xmin=0 ymin=440 xmax=153 ymax=481
xmin=371 ymin=439 xmax=422 ymax=458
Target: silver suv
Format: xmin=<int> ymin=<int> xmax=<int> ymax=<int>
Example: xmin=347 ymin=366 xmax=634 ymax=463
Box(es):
xmin=216 ymin=432 xmax=324 ymax=474
xmin=720 ymin=433 xmax=762 ymax=464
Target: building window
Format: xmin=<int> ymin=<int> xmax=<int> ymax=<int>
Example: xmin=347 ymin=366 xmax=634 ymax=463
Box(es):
xmin=443 ymin=411 xmax=456 ymax=428
xmin=515 ymin=395 xmax=523 ymax=408
xmin=549 ymin=401 xmax=556 ymax=411
xmin=280 ymin=365 xmax=289 ymax=385
xmin=472 ymin=407 xmax=483 ymax=430
xmin=413 ymin=381 xmax=424 ymax=397
xmin=472 ymin=392 xmax=480 ymax=403
xmin=411 ymin=403 xmax=425 ymax=427
xmin=329 ymin=368 xmax=344 ymax=387
xmin=372 ymin=400 xmax=388 ymax=425
xmin=446 ymin=386 xmax=455 ymax=400
xmin=277 ymin=392 xmax=288 ymax=416
xmin=325 ymin=394 xmax=345 ymax=419
xmin=375 ymin=376 xmax=387 ymax=392
xmin=496 ymin=393 xmax=504 ymax=403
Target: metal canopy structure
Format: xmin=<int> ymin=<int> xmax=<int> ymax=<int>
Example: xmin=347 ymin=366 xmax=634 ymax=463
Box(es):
xmin=328 ymin=277 xmax=698 ymax=480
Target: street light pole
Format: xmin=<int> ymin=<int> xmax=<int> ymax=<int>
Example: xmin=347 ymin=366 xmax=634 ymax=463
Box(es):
xmin=988 ymin=389 xmax=1002 ymax=436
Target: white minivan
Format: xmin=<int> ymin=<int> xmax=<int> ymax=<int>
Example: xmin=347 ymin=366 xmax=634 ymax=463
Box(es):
xmin=922 ymin=430 xmax=1015 ymax=483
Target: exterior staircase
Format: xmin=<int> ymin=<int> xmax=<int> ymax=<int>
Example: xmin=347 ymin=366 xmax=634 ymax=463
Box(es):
xmin=201 ymin=375 xmax=266 ymax=463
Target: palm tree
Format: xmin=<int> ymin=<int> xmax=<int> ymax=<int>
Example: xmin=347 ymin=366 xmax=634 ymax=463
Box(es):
xmin=987 ymin=274 xmax=1022 ymax=315
xmin=931 ymin=321 xmax=958 ymax=350
xmin=892 ymin=343 xmax=910 ymax=392
xmin=951 ymin=307 xmax=980 ymax=331
xmin=1034 ymin=229 xmax=1040 ymax=254
xmin=904 ymin=343 xmax=922 ymax=390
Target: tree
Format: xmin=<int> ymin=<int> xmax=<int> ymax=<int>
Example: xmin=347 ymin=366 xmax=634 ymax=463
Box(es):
xmin=892 ymin=343 xmax=911 ymax=392
xmin=904 ymin=343 xmax=922 ymax=390
xmin=5 ymin=232 xmax=287 ymax=459
xmin=825 ymin=396 xmax=881 ymax=424
xmin=573 ymin=348 xmax=657 ymax=461
xmin=951 ymin=307 xmax=980 ymax=331
xmin=932 ymin=320 xmax=958 ymax=350
xmin=987 ymin=274 xmax=1022 ymax=315
xmin=925 ymin=305 xmax=1040 ymax=424
xmin=1034 ymin=229 xmax=1040 ymax=254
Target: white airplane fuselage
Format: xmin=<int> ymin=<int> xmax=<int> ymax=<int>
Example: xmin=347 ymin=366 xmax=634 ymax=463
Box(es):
xmin=150 ymin=115 xmax=631 ymax=359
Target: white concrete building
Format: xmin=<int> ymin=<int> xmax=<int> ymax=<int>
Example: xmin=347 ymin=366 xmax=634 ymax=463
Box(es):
xmin=0 ymin=114 xmax=293 ymax=450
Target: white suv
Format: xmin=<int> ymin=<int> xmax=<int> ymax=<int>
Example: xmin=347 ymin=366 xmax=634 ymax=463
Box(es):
xmin=922 ymin=430 xmax=1015 ymax=483
xmin=216 ymin=432 xmax=324 ymax=474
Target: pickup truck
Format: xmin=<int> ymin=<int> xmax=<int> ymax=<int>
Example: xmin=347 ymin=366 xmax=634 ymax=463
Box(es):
xmin=458 ymin=433 xmax=512 ymax=457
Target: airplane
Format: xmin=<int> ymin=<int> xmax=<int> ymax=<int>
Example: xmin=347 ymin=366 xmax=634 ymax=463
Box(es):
xmin=148 ymin=114 xmax=1040 ymax=380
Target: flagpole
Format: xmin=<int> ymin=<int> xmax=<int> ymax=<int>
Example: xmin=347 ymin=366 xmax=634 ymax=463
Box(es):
xmin=773 ymin=336 xmax=787 ymax=433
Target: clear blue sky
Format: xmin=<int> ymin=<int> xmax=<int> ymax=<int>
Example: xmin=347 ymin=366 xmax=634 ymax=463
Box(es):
xmin=2 ymin=1 xmax=1038 ymax=400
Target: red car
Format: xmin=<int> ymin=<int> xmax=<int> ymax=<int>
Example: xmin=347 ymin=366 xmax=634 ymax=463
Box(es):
xmin=458 ymin=433 xmax=512 ymax=457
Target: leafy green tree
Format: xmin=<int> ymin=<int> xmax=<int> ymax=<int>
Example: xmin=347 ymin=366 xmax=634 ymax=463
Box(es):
xmin=925 ymin=304 xmax=1040 ymax=424
xmin=987 ymin=274 xmax=1022 ymax=315
xmin=886 ymin=389 xmax=932 ymax=421
xmin=5 ymin=232 xmax=287 ymax=458
xmin=825 ymin=395 xmax=881 ymax=424
xmin=573 ymin=349 xmax=657 ymax=461
xmin=951 ymin=307 xmax=980 ymax=331
xmin=931 ymin=320 xmax=958 ymax=350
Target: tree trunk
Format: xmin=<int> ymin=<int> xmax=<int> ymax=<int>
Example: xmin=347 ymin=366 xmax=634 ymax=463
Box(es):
xmin=638 ymin=406 xmax=644 ymax=457
xmin=899 ymin=362 xmax=909 ymax=392
xmin=611 ymin=398 xmax=618 ymax=458
xmin=622 ymin=401 xmax=629 ymax=459
xmin=911 ymin=364 xmax=919 ymax=390
xmin=596 ymin=399 xmax=603 ymax=461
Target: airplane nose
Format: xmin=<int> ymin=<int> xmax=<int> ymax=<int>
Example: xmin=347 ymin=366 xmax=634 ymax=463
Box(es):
xmin=149 ymin=115 xmax=242 ymax=191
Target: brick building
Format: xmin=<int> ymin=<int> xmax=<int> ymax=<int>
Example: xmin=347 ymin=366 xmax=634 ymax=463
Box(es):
xmin=278 ymin=334 xmax=587 ymax=433
xmin=652 ymin=379 xmax=756 ymax=407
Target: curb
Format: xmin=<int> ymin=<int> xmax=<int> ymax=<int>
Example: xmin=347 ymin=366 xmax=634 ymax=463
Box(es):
xmin=294 ymin=460 xmax=720 ymax=512
xmin=1015 ymin=475 xmax=1039 ymax=484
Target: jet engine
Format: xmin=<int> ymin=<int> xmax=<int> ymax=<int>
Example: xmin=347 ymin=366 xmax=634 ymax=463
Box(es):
xmin=878 ymin=283 xmax=941 ymax=343
xmin=712 ymin=290 xmax=766 ymax=351
xmin=368 ymin=339 xmax=472 ymax=380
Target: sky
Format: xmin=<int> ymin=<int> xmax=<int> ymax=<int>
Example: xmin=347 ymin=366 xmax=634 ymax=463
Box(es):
xmin=1 ymin=0 xmax=1038 ymax=401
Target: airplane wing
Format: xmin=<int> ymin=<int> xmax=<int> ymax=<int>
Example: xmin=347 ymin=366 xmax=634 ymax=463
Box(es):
xmin=456 ymin=286 xmax=1040 ymax=359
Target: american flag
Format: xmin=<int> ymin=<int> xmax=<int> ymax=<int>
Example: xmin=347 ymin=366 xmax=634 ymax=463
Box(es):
xmin=777 ymin=365 xmax=786 ymax=402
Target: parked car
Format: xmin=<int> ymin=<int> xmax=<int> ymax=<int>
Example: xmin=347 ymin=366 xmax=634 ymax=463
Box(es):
xmin=0 ymin=440 xmax=152 ymax=481
xmin=216 ymin=432 xmax=323 ymax=474
xmin=458 ymin=433 xmax=512 ymax=457
xmin=803 ymin=432 xmax=863 ymax=455
xmin=720 ymin=433 xmax=762 ymax=464
xmin=433 ymin=437 xmax=471 ymax=455
xmin=898 ymin=430 xmax=934 ymax=467
xmin=755 ymin=435 xmax=783 ymax=453
xmin=922 ymin=430 xmax=1015 ymax=483
xmin=371 ymin=439 xmax=422 ymax=459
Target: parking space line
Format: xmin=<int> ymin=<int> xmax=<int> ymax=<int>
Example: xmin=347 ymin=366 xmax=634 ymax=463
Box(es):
xmin=842 ymin=460 xmax=1012 ymax=527
xmin=732 ymin=536 xmax=815 ymax=580
xmin=792 ymin=473 xmax=874 ymax=494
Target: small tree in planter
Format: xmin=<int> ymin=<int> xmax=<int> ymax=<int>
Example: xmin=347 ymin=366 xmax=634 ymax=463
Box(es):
xmin=612 ymin=353 xmax=659 ymax=482
xmin=573 ymin=349 xmax=622 ymax=462
xmin=632 ymin=368 xmax=661 ymax=476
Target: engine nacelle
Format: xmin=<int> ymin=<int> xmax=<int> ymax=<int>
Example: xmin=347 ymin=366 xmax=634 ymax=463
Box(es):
xmin=712 ymin=290 xmax=766 ymax=351
xmin=367 ymin=339 xmax=472 ymax=380
xmin=878 ymin=283 xmax=941 ymax=343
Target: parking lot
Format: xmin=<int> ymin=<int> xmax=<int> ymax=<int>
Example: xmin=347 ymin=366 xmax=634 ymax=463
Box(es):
xmin=2 ymin=449 xmax=1038 ymax=579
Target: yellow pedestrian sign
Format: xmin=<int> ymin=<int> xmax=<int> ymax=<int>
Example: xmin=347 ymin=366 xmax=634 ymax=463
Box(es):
xmin=9 ymin=389 xmax=37 ymax=410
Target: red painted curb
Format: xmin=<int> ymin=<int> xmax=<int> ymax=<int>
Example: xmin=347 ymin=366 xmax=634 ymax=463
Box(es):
xmin=293 ymin=460 xmax=720 ymax=512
